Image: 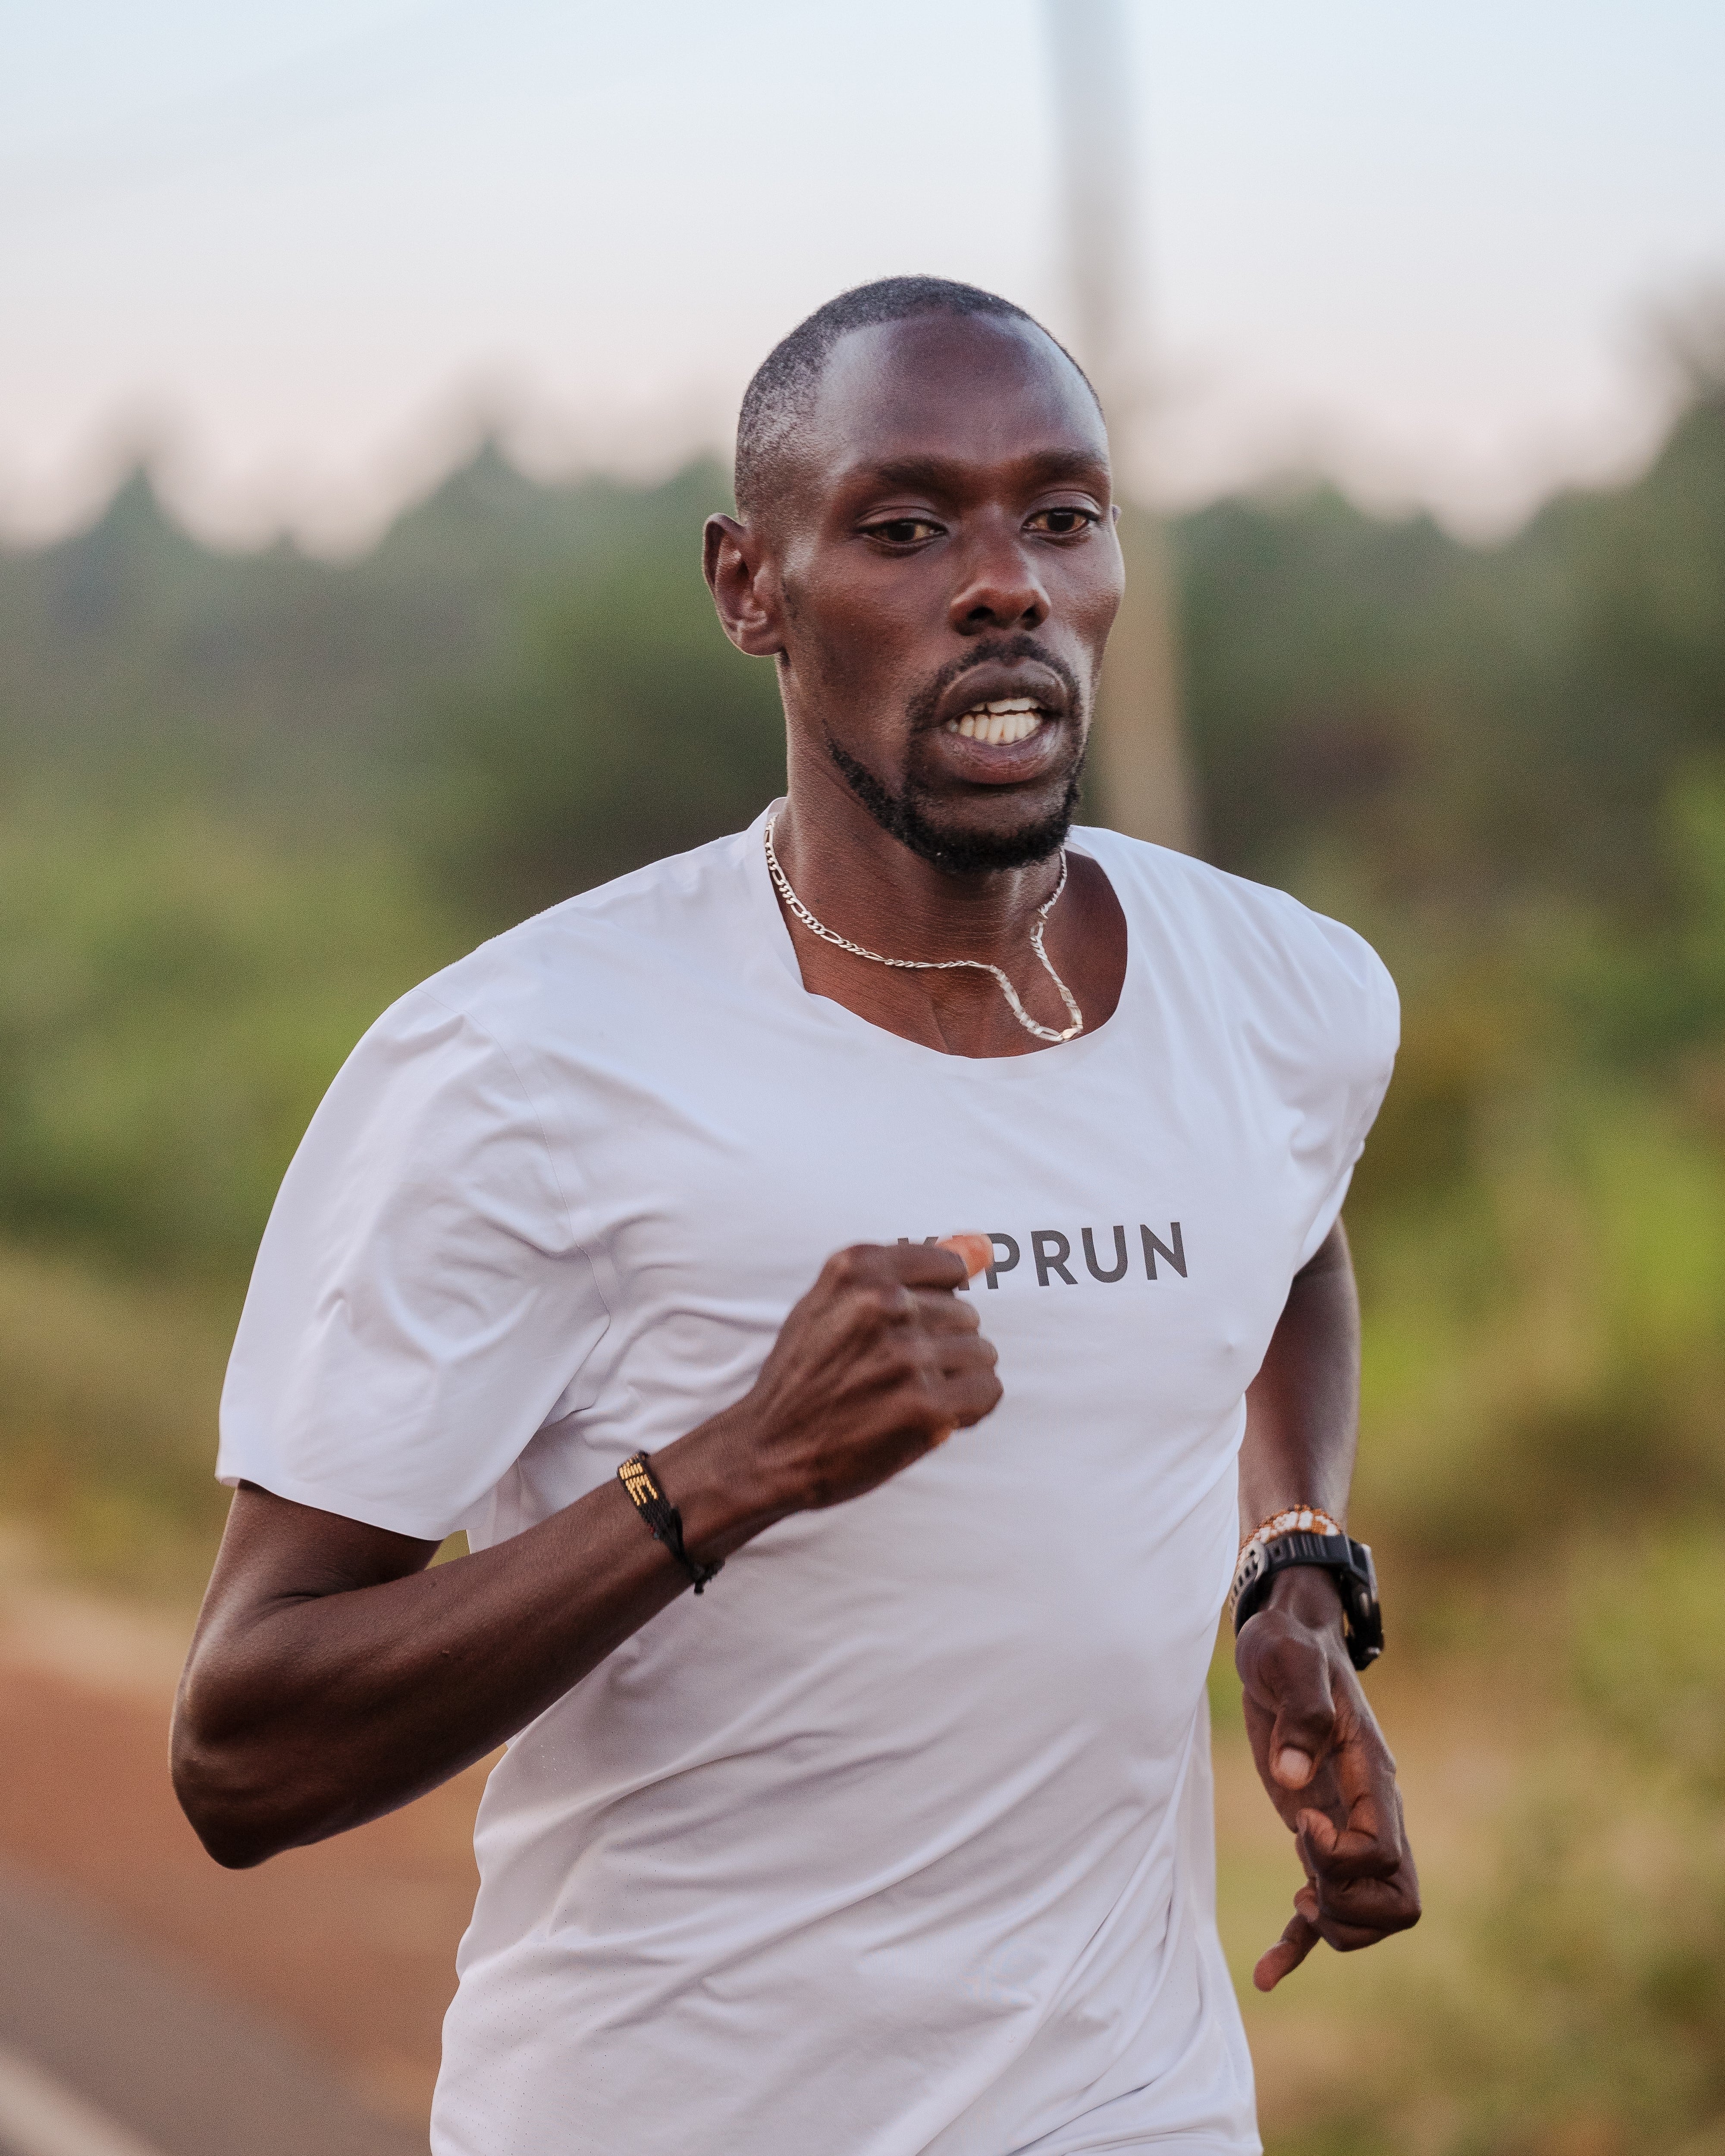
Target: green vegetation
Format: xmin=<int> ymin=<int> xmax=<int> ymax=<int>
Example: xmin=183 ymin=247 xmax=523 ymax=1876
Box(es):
xmin=2 ymin=354 xmax=1723 ymax=2150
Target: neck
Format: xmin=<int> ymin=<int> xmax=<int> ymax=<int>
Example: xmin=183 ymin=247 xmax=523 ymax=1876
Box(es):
xmin=772 ymin=750 xmax=1063 ymax=967
xmin=765 ymin=746 xmax=1126 ymax=1060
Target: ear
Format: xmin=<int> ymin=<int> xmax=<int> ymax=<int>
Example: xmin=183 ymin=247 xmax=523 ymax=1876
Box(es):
xmin=703 ymin=513 xmax=785 ymax=658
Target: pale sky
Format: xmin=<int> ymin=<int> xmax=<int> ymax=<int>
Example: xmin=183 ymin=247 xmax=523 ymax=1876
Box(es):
xmin=3 ymin=0 xmax=1722 ymax=549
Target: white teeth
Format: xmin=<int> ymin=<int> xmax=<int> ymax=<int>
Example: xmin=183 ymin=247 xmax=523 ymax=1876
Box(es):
xmin=944 ymin=707 xmax=1052 ymax=750
xmin=943 ymin=704 xmax=1047 ymax=745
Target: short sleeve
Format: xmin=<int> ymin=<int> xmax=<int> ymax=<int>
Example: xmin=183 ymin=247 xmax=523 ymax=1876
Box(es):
xmin=1292 ymin=921 xmax=1400 ymax=1267
xmin=217 ymin=988 xmax=611 ymax=1540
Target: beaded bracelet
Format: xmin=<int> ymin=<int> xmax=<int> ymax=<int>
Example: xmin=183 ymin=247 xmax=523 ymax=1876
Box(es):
xmin=618 ymin=1451 xmax=723 ymax=1595
xmin=1236 ymin=1504 xmax=1345 ymax=1569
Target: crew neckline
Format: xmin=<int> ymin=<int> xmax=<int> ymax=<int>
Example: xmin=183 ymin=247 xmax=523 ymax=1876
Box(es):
xmin=744 ymin=805 xmax=1135 ymax=1073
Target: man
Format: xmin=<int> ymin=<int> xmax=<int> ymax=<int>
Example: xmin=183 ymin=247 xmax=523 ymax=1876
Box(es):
xmin=173 ymin=276 xmax=1418 ymax=2155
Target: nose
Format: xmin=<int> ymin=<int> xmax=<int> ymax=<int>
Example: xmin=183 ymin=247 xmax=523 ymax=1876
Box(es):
xmin=947 ymin=520 xmax=1049 ymax=637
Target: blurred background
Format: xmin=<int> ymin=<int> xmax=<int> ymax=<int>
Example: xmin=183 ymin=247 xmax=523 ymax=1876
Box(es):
xmin=2 ymin=3 xmax=1724 ymax=2152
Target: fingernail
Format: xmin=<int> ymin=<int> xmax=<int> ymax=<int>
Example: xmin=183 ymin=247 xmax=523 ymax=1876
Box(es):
xmin=1275 ymin=1747 xmax=1314 ymax=1786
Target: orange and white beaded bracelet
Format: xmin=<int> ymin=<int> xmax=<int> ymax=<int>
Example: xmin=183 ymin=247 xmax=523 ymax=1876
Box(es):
xmin=1236 ymin=1504 xmax=1345 ymax=1571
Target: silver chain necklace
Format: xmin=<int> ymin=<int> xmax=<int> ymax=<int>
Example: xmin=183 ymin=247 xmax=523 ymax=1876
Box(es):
xmin=763 ymin=815 xmax=1084 ymax=1046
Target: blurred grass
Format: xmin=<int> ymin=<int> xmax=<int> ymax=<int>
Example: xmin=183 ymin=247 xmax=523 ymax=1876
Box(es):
xmin=0 ymin=797 xmax=467 ymax=1586
xmin=0 ymin=1239 xmax=231 ymax=1593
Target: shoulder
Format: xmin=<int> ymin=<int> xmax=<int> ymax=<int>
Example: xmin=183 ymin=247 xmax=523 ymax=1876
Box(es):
xmin=307 ymin=824 xmax=765 ymax=1151
xmin=1077 ymin=826 xmax=1399 ymax=1073
xmin=389 ymin=823 xmax=763 ymax=1050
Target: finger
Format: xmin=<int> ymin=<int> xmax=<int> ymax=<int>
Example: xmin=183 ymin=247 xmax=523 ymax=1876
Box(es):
xmin=1296 ymin=1813 xmax=1421 ymax=1944
xmin=1297 ymin=1798 xmax=1401 ymax=1883
xmin=1305 ymin=1874 xmax=1422 ymax=1948
xmin=1235 ymin=1624 xmax=1341 ymax=1795
xmin=882 ymin=1242 xmax=972 ymax=1289
xmin=909 ymin=1288 xmax=984 ymax=1334
xmin=1253 ymin=1904 xmax=1321 ymax=1993
xmin=936 ymin=1232 xmax=994 ymax=1280
xmin=934 ymin=1332 xmax=997 ymax=1379
xmin=822 ymin=1243 xmax=972 ymax=1297
xmin=1266 ymin=1675 xmax=1337 ymax=1794
xmin=929 ymin=1357 xmax=1005 ymax=1430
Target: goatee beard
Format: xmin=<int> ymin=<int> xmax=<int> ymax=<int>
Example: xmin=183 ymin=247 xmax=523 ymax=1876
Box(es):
xmin=822 ymin=634 xmax=1088 ymax=873
xmin=823 ymin=736 xmax=1085 ymax=874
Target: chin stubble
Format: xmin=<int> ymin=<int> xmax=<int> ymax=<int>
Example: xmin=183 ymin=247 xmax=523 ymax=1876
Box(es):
xmin=821 ymin=635 xmax=1088 ymax=874
xmin=822 ymin=733 xmax=1085 ymax=874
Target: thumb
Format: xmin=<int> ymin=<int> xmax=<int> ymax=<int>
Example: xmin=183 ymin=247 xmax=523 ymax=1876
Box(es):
xmin=937 ymin=1233 xmax=994 ymax=1281
xmin=1267 ymin=1658 xmax=1338 ymax=1792
xmin=1253 ymin=1887 xmax=1321 ymax=1992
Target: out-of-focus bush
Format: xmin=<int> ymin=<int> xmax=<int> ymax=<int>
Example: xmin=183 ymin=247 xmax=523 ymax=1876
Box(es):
xmin=0 ymin=799 xmax=464 ymax=1278
xmin=423 ymin=539 xmax=783 ymax=928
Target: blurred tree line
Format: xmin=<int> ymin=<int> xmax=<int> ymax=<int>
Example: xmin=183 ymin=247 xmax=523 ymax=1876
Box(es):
xmin=2 ymin=341 xmax=1724 ymax=2154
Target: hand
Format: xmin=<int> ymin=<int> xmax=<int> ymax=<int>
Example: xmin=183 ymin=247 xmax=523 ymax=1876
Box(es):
xmin=728 ymin=1237 xmax=1003 ymax=1516
xmin=1235 ymin=1566 xmax=1421 ymax=1991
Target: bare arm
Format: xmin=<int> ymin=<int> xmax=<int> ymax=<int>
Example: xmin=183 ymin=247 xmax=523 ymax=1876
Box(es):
xmin=1234 ymin=1220 xmax=1421 ymax=1988
xmin=172 ymin=1238 xmax=999 ymax=1869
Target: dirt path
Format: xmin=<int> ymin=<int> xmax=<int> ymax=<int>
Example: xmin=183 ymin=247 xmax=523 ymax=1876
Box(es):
xmin=0 ymin=1579 xmax=485 ymax=2138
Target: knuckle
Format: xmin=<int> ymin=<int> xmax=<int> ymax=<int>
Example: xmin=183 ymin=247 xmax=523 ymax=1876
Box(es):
xmin=881 ymin=1341 xmax=925 ymax=1386
xmin=836 ymin=1243 xmax=895 ymax=1288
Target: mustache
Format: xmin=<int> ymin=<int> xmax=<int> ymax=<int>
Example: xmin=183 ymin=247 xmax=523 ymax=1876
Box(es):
xmin=903 ymin=635 xmax=1084 ymax=733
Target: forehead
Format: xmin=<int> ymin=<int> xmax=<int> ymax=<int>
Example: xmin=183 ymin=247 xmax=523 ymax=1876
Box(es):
xmin=802 ymin=312 xmax=1109 ymax=498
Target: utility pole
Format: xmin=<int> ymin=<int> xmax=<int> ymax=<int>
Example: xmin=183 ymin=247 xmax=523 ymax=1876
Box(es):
xmin=1044 ymin=0 xmax=1196 ymax=854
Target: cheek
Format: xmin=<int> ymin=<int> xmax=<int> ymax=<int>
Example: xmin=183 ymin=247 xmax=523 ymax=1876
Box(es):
xmin=1058 ymin=546 xmax=1126 ymax=640
xmin=789 ymin=574 xmax=930 ymax=702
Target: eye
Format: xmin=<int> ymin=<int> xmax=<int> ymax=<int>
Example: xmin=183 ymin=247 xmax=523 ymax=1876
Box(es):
xmin=863 ymin=516 xmax=944 ymax=547
xmin=1026 ymin=505 xmax=1100 ymax=537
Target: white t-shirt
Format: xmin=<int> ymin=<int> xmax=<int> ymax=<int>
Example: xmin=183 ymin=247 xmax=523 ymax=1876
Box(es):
xmin=219 ymin=813 xmax=1397 ymax=2156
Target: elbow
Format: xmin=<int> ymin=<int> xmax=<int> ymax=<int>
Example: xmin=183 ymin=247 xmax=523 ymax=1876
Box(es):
xmin=169 ymin=1703 xmax=301 ymax=1871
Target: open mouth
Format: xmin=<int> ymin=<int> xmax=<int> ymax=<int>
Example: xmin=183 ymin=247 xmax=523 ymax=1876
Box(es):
xmin=941 ymin=696 xmax=1049 ymax=746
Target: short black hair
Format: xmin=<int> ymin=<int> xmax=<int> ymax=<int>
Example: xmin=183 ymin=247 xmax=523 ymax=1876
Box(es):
xmin=733 ymin=276 xmax=1098 ymax=521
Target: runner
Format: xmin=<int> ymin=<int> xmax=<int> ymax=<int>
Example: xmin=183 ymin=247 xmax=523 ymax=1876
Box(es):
xmin=173 ymin=276 xmax=1419 ymax=2156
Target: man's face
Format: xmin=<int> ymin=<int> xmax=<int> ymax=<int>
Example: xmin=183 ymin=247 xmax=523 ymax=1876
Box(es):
xmin=751 ymin=313 xmax=1123 ymax=873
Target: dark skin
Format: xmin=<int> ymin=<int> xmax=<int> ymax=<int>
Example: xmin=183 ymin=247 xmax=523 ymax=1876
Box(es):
xmin=1237 ymin=1221 xmax=1421 ymax=1988
xmin=173 ymin=311 xmax=1417 ymax=1988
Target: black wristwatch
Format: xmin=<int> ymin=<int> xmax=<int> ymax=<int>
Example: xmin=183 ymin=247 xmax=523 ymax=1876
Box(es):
xmin=1231 ymin=1530 xmax=1383 ymax=1672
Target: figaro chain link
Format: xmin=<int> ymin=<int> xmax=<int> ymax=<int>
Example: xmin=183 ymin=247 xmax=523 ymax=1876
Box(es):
xmin=763 ymin=816 xmax=1084 ymax=1047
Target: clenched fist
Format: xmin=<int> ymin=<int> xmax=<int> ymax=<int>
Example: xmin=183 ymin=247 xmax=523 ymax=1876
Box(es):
xmin=732 ymin=1236 xmax=1003 ymax=1516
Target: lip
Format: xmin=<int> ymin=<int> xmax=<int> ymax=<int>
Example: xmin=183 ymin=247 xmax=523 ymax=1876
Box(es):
xmin=915 ymin=661 xmax=1071 ymax=787
xmin=928 ymin=722 xmax=1065 ymax=786
xmin=927 ymin=661 xmax=1071 ymax=735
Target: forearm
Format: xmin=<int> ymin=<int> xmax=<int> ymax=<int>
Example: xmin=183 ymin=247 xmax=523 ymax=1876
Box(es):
xmin=1238 ymin=1221 xmax=1360 ymax=1534
xmin=175 ymin=1237 xmax=997 ymax=1868
xmin=172 ymin=1411 xmax=784 ymax=1867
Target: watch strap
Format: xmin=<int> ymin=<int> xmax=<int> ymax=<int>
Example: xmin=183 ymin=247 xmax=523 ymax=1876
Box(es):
xmin=1231 ymin=1529 xmax=1383 ymax=1671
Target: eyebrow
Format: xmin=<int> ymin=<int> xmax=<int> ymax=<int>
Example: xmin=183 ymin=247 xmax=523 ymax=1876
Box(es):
xmin=850 ymin=447 xmax=1111 ymax=495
